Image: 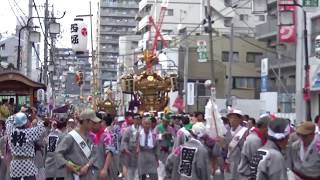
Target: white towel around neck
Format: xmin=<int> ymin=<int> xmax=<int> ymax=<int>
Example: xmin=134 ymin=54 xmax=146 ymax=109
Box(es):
xmin=139 ymin=129 xmax=154 ymax=148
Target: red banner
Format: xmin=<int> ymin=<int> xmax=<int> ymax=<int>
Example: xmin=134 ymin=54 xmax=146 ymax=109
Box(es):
xmin=173 ymin=95 xmax=184 ymax=111
xmin=278 ymin=0 xmax=297 ymax=43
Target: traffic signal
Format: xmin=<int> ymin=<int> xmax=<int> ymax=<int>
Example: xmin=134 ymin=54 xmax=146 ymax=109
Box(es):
xmin=202 ymin=18 xmax=214 ymax=33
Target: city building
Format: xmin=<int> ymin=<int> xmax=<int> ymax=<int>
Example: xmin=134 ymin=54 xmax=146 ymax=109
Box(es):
xmin=136 ymin=0 xmax=265 ymax=41
xmin=117 ymin=35 xmax=140 ymax=78
xmin=0 ymin=30 xmax=41 ymax=82
xmin=308 ymin=12 xmax=320 ymax=119
xmin=52 ymin=48 xmax=91 ymax=105
xmin=181 ymin=35 xmax=266 ymax=112
xmin=96 ymin=0 xmax=139 ymax=90
xmin=254 ymin=0 xmax=296 ymax=113
xmin=0 ymin=36 xmax=19 ymax=69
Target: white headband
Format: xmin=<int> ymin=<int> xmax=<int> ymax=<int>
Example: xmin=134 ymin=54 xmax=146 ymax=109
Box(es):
xmin=268 ymin=124 xmax=290 ymax=140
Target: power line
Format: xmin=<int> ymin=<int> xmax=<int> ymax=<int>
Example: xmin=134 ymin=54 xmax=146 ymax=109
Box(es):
xmin=171 ymin=0 xmax=252 ymax=46
xmin=33 ymin=0 xmax=51 ymax=47
xmin=32 ymin=42 xmax=42 ymax=64
xmin=33 ymin=0 xmax=45 ymax=39
xmin=12 ymin=0 xmax=28 ymax=17
xmin=7 ymin=0 xmax=25 ymax=27
xmin=10 ymin=0 xmax=27 ymax=25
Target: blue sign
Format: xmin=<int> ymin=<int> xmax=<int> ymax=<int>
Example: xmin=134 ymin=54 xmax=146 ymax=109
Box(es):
xmin=261 ymin=76 xmax=268 ymax=92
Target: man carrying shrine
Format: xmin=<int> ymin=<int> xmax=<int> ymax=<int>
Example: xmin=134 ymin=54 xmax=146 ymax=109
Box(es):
xmin=56 ymin=109 xmax=101 ymax=180
xmin=6 ymin=111 xmax=46 ymax=180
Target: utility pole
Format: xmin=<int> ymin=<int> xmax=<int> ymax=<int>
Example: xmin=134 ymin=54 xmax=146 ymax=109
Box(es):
xmin=75 ymin=1 xmax=96 ymax=109
xmin=295 ymin=0 xmax=311 ymax=122
xmin=89 ymin=1 xmax=97 ymax=109
xmin=26 ymin=0 xmax=33 ymax=77
xmin=43 ymin=0 xmax=49 ymax=85
xmin=227 ymin=23 xmax=234 ymax=107
xmin=183 ymin=32 xmax=189 ymax=113
xmin=50 ymin=8 xmax=56 ymax=106
xmin=206 ymin=0 xmax=215 ymax=87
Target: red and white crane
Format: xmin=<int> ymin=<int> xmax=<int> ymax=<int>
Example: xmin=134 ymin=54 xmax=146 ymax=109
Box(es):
xmin=148 ymin=0 xmax=169 ymax=52
xmin=144 ymin=0 xmax=170 ymax=71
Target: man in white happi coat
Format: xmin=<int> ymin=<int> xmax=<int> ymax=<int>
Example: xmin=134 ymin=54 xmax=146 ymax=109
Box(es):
xmin=287 ymin=121 xmax=320 ymax=180
xmin=224 ymin=109 xmax=248 ymax=180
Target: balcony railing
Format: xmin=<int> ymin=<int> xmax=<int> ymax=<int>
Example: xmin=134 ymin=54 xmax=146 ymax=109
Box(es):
xmin=100 ymin=11 xmax=136 ymax=18
xmin=99 ymin=39 xmax=119 ymax=44
xmin=100 ymin=73 xmax=117 ymax=80
xmin=100 ymin=19 xmax=136 ymax=27
xmin=139 ymin=0 xmax=153 ymax=10
xmin=99 ymin=28 xmax=135 ymax=35
xmin=101 ymin=1 xmax=138 ymax=9
xmin=100 ymin=47 xmax=119 ymax=53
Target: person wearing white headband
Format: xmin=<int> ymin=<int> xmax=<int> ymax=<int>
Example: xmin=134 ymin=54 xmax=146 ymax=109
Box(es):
xmin=249 ymin=118 xmax=290 ymax=180
xmin=165 ymin=121 xmax=211 ymax=180
xmin=238 ymin=116 xmax=270 ymax=180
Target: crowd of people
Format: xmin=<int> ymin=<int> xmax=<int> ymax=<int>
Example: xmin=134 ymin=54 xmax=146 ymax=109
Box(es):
xmin=0 ymin=104 xmax=319 ymax=180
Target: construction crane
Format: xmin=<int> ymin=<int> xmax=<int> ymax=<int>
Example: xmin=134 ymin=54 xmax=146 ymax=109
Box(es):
xmin=144 ymin=0 xmax=169 ymax=71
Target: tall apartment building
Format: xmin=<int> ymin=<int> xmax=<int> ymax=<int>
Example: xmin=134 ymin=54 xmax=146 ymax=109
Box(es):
xmin=53 ymin=48 xmax=91 ymax=105
xmin=96 ymin=0 xmax=139 ymax=90
xmin=255 ymin=0 xmax=296 ymax=113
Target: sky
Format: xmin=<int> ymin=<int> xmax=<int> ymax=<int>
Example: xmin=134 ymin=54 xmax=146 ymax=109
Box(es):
xmin=0 ymin=0 xmax=97 ymax=48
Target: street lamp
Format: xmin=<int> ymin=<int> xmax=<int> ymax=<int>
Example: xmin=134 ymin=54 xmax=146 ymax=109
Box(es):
xmin=49 ymin=22 xmax=61 ymax=35
xmin=16 ymin=12 xmax=65 ymax=71
xmin=48 ymin=64 xmax=54 ymax=72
